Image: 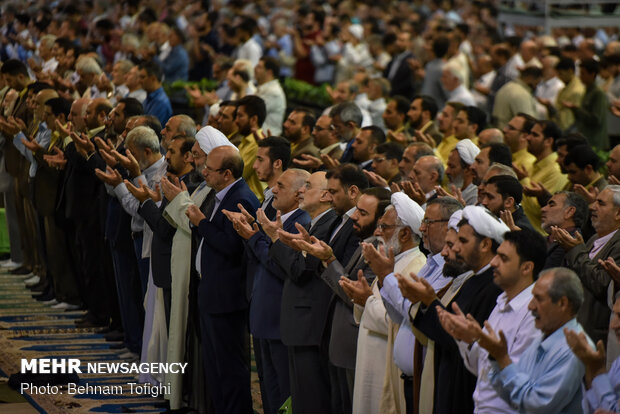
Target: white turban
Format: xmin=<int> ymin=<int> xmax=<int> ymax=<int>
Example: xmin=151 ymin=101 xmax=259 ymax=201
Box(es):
xmin=348 ymin=24 xmax=364 ymax=41
xmin=391 ymin=192 xmax=425 ymax=238
xmin=461 ymin=205 xmax=510 ymax=244
xmin=448 ymin=209 xmax=463 ymax=232
xmin=195 ymin=126 xmax=238 ymax=155
xmin=455 ymin=139 xmax=480 ymax=166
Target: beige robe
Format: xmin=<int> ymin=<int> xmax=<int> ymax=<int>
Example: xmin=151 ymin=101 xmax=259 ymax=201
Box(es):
xmin=161 ymin=184 xmax=212 ymax=409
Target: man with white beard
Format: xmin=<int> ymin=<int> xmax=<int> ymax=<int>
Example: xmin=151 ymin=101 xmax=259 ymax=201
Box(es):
xmin=445 ymin=138 xmax=480 ymax=205
xmin=341 ymin=192 xmax=427 ymax=414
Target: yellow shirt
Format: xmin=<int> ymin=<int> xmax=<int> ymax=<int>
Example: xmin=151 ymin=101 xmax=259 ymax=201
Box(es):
xmin=522 ymin=152 xmax=568 ymax=234
xmin=512 ymin=148 xmax=536 ymax=184
xmin=238 ymin=130 xmax=266 ymax=202
xmin=554 ymin=76 xmax=585 ymax=131
xmin=436 ymin=135 xmax=458 ymax=165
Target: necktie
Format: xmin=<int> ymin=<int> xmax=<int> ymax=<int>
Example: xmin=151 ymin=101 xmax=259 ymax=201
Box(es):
xmin=201 ymin=190 xmax=216 ymax=221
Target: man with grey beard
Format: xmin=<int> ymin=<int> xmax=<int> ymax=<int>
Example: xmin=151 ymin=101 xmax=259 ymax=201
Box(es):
xmin=341 ymin=192 xmax=427 ymax=413
xmin=362 ymin=196 xmax=461 ymax=413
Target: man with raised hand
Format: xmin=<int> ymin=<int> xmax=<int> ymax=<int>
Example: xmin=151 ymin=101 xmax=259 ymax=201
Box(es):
xmin=437 ymin=228 xmax=547 ymax=413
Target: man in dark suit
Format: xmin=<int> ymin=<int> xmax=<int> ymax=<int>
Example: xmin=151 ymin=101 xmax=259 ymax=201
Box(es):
xmin=228 ymin=168 xmax=311 ymax=414
xmin=384 ymin=31 xmax=416 ymax=100
xmin=270 ymin=171 xmax=337 ymax=414
xmin=553 ymin=186 xmax=620 ymax=345
xmin=186 ymin=145 xmax=260 ymax=413
xmin=295 ymin=187 xmax=391 ymax=414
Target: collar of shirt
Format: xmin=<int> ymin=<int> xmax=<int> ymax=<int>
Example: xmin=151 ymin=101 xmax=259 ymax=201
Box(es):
xmin=240 ymin=130 xmax=261 ymax=148
xmin=215 ymin=177 xmax=242 ymax=203
xmin=586 ymin=174 xmax=604 ymax=190
xmin=87 ymin=125 xmax=105 ymax=139
xmin=591 ymin=229 xmax=618 ymax=258
xmin=257 ymin=78 xmax=280 ymax=93
xmin=496 ymin=283 xmax=534 ymax=313
xmin=263 ymin=187 xmax=274 ymax=204
xmin=394 ymin=246 xmax=418 ymax=264
xmin=475 ymin=263 xmax=492 ymax=275
xmin=540 ymin=318 xmax=579 ymax=350
xmin=143 ymin=156 xmax=166 ymax=181
xmin=425 ymin=189 xmax=436 ymax=200
xmin=359 ymin=159 xmax=372 ymax=169
xmin=420 ymin=120 xmax=434 ymax=134
xmin=311 ymin=208 xmax=332 ymax=229
xmin=280 ymin=208 xmax=299 ymax=224
xmin=533 ymin=151 xmax=558 ymax=172
xmin=320 ymin=142 xmax=341 ymax=155
xmin=344 ymin=206 xmax=356 ymax=220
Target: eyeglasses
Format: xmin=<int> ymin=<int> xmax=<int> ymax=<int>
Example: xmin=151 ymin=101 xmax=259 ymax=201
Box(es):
xmin=314 ymin=125 xmax=327 ymax=132
xmin=505 ymin=124 xmax=522 ymax=132
xmin=421 ymin=218 xmax=449 ymax=225
xmin=373 ymin=157 xmax=386 ymax=163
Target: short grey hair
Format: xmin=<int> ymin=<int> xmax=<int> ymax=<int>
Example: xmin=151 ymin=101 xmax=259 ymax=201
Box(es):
xmin=39 ymin=34 xmax=57 ymax=50
xmin=443 ymin=60 xmax=465 ymax=85
xmin=556 ymin=191 xmax=589 ymax=228
xmin=407 ymin=142 xmax=435 ymax=160
xmin=487 ymin=162 xmax=517 ymax=179
xmin=286 ymin=168 xmax=311 ymax=192
xmin=76 ymin=56 xmax=102 ymax=75
xmin=115 ymin=59 xmax=134 ymax=75
xmin=606 ymin=185 xmax=620 ymax=207
xmin=330 ymin=102 xmax=363 ymax=128
xmin=125 ymin=126 xmax=160 ymax=152
xmin=542 ymin=267 xmax=584 ymax=315
xmin=419 ymin=155 xmax=445 ymax=183
xmin=174 ymin=114 xmax=197 ymax=138
xmin=427 ymin=197 xmax=463 ymax=220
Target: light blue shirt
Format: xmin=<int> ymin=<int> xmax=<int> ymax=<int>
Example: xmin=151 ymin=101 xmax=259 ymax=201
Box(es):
xmin=13 ymin=123 xmax=51 ymax=177
xmin=489 ymin=318 xmax=589 ymax=414
xmin=380 ymin=252 xmax=450 ymax=375
xmin=210 ymin=178 xmax=242 ymax=221
xmin=584 ymin=356 xmax=620 ymax=414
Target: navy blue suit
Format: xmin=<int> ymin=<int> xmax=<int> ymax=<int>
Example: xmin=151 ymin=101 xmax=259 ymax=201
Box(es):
xmin=246 ymin=208 xmax=310 ymax=414
xmin=196 ymin=178 xmax=259 ymax=414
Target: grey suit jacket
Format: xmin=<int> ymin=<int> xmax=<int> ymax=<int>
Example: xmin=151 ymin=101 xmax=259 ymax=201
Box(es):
xmin=566 ymin=229 xmax=620 ymax=344
xmin=320 ymin=238 xmax=377 ymax=370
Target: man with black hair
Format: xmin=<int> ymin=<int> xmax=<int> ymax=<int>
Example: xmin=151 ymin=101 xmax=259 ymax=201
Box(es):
xmin=407 ymin=95 xmax=442 ymax=146
xmin=384 ymin=30 xmax=415 ymax=100
xmin=235 ymin=16 xmax=262 ymax=67
xmin=472 ymin=143 xmax=513 ymax=186
xmin=493 ymin=67 xmax=541 ymax=130
xmin=522 ymin=120 xmax=569 ymax=233
xmin=138 ymin=61 xmax=172 ymax=125
xmin=453 ymin=105 xmax=486 ymax=143
xmin=435 ymin=101 xmax=466 ymax=164
xmin=283 ymin=109 xmax=320 ymax=170
xmin=351 ymin=125 xmax=386 ymax=170
xmin=438 ymin=228 xmax=547 ymax=414
xmin=421 ymin=35 xmax=450 ymax=109
xmin=236 ymin=95 xmax=268 ymax=201
xmin=295 ymin=186 xmax=391 ymax=414
xmin=255 ymin=56 xmax=286 ymax=136
xmin=372 ymin=142 xmax=403 ymax=185
xmin=481 ymin=174 xmax=534 ymax=230
xmin=383 ymin=96 xmax=410 ymax=144
xmin=564 ymin=144 xmax=607 ymax=192
xmin=254 ymin=136 xmax=291 ymax=218
xmin=553 ymin=57 xmax=585 ymax=131
xmin=563 ymin=58 xmax=609 ymax=150
xmin=503 ymin=113 xmax=537 ymax=183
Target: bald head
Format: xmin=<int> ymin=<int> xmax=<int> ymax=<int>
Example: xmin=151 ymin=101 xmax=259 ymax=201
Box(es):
xmin=478 ymin=128 xmax=504 ymax=146
xmin=85 ymin=97 xmax=112 ymax=130
xmin=205 ymin=145 xmax=245 ymax=190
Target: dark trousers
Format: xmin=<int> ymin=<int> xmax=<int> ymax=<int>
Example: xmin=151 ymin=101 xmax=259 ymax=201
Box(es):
xmin=132 ymin=234 xmax=149 ymax=299
xmin=199 ymin=309 xmax=253 ymax=414
xmin=288 ymin=345 xmax=332 ymax=414
xmin=402 ymin=375 xmax=413 ymax=414
xmin=329 ymin=363 xmax=354 ymax=414
xmin=255 ymin=337 xmax=290 ymax=414
xmin=109 ymin=240 xmax=144 ymax=353
xmin=43 ymin=215 xmax=80 ymax=304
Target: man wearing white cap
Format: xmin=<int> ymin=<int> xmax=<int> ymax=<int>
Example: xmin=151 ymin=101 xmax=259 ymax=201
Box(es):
xmin=342 ymin=192 xmax=429 ymax=414
xmin=402 ymin=205 xmax=505 ymax=414
xmin=363 ymin=196 xmax=461 ymax=414
xmin=446 ymin=138 xmax=480 ymax=205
